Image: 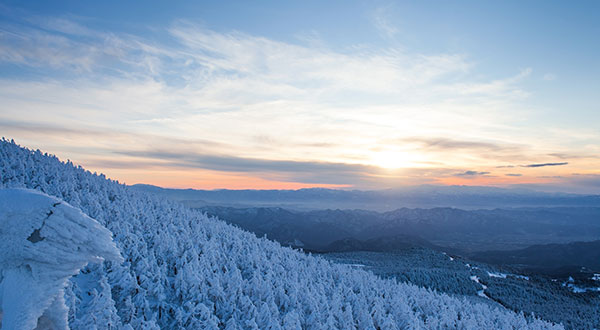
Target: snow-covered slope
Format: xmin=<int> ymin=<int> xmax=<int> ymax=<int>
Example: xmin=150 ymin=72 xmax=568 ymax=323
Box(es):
xmin=0 ymin=188 xmax=122 ymax=329
xmin=0 ymin=139 xmax=563 ymax=329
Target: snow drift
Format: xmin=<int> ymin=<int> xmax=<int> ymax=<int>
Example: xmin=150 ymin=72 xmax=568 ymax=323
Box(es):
xmin=0 ymin=188 xmax=122 ymax=329
xmin=0 ymin=139 xmax=563 ymax=329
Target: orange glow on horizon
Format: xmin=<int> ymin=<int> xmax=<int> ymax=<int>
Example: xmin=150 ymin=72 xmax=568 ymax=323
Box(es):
xmin=76 ymin=156 xmax=586 ymax=191
xmin=86 ymin=166 xmax=351 ymax=190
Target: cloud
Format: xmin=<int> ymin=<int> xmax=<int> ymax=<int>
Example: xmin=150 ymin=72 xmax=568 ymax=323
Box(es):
xmin=543 ymin=73 xmax=557 ymax=81
xmin=0 ymin=120 xmax=232 ymax=157
xmin=548 ymin=152 xmax=599 ymax=160
xmin=547 ymin=153 xmax=571 ymax=159
xmin=509 ymin=174 xmax=600 ymax=194
xmin=1 ymin=12 xmax=597 ymax=191
xmin=371 ymin=6 xmax=399 ymax=39
xmin=498 ymin=162 xmax=569 ymax=169
xmin=111 ymin=149 xmax=413 ymax=187
xmin=437 ymin=68 xmax=532 ymax=99
xmin=398 ymin=137 xmax=532 ymax=165
xmin=521 ymin=162 xmax=568 ymax=168
xmin=0 ymin=16 xmax=526 ymax=162
xmin=404 ymin=137 xmax=514 ymax=151
xmin=505 ymin=173 xmax=522 ymax=177
xmin=117 ymin=150 xmax=373 ymax=174
xmin=454 ymin=170 xmax=490 ymax=177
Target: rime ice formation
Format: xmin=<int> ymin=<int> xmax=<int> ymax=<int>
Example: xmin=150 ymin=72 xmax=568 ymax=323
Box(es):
xmin=0 ymin=188 xmax=122 ymax=330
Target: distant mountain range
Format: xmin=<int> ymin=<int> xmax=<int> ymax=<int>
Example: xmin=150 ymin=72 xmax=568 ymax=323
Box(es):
xmin=198 ymin=205 xmax=600 ymax=253
xmin=135 ymin=183 xmax=600 ymax=278
xmin=131 ymin=183 xmax=600 ymax=211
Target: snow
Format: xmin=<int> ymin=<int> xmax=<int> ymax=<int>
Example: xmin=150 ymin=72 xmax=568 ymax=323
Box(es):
xmin=0 ymin=188 xmax=122 ymax=330
xmin=513 ymin=274 xmax=529 ymax=281
xmin=464 ymin=263 xmax=480 ymax=270
xmin=565 ymin=283 xmax=600 ymax=293
xmin=470 ymin=275 xmax=487 ymax=289
xmin=469 ymin=275 xmax=490 ymax=299
xmin=343 ymin=264 xmax=366 ymax=268
xmin=487 ymin=272 xmax=508 ymax=279
xmin=477 ymin=290 xmax=490 ymax=299
xmin=487 ymin=271 xmax=529 ymax=281
xmin=561 ymin=276 xmax=600 ymax=293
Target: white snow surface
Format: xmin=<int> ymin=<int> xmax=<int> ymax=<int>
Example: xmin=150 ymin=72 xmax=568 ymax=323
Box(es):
xmin=0 ymin=188 xmax=122 ymax=330
xmin=487 ymin=271 xmax=529 ymax=281
xmin=469 ymin=275 xmax=490 ymax=299
xmin=487 ymin=272 xmax=507 ymax=279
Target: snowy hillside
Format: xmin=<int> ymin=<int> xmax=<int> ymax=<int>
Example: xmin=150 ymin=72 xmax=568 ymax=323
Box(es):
xmin=0 ymin=139 xmax=562 ymax=329
xmin=0 ymin=189 xmax=122 ymax=329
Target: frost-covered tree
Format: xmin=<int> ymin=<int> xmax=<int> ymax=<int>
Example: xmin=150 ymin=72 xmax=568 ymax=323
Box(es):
xmin=70 ymin=273 xmax=121 ymax=329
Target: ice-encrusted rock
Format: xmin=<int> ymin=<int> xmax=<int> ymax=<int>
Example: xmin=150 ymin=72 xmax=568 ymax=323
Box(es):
xmin=0 ymin=188 xmax=122 ymax=330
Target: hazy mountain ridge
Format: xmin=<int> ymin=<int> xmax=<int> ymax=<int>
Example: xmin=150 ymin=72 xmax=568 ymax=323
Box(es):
xmin=199 ymin=205 xmax=600 ymax=252
xmin=132 ymin=184 xmax=600 ymax=211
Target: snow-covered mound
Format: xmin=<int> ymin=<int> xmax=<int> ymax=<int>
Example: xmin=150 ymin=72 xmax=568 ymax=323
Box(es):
xmin=0 ymin=188 xmax=122 ymax=330
xmin=0 ymin=139 xmax=563 ymax=329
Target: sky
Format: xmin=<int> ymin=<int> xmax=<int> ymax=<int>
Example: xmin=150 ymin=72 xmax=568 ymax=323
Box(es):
xmin=0 ymin=0 xmax=599 ymax=193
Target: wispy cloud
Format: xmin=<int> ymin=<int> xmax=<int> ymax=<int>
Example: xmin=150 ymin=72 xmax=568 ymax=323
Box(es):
xmin=521 ymin=162 xmax=568 ymax=168
xmin=548 ymin=152 xmax=598 ymax=160
xmin=371 ymin=6 xmax=400 ymax=39
xmin=116 ymin=150 xmax=383 ymax=185
xmin=454 ymin=170 xmax=491 ymax=177
xmin=403 ymin=137 xmax=517 ymax=152
xmin=498 ymin=162 xmax=570 ymax=169
xmin=0 ymin=13 xmax=596 ymax=190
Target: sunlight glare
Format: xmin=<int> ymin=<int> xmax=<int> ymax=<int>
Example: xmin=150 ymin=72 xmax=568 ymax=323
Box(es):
xmin=371 ymin=150 xmax=410 ymax=169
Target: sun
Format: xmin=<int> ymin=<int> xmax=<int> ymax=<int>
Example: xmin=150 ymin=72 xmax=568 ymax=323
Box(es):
xmin=370 ymin=150 xmax=410 ymax=169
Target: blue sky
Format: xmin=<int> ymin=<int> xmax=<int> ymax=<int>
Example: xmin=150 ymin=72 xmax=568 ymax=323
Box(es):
xmin=1 ymin=1 xmax=599 ymax=192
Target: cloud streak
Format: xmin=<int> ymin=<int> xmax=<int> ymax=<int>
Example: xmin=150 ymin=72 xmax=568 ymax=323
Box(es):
xmin=454 ymin=171 xmax=490 ymax=177
xmin=404 ymin=137 xmax=517 ymax=152
xmin=521 ymin=162 xmax=568 ymax=168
